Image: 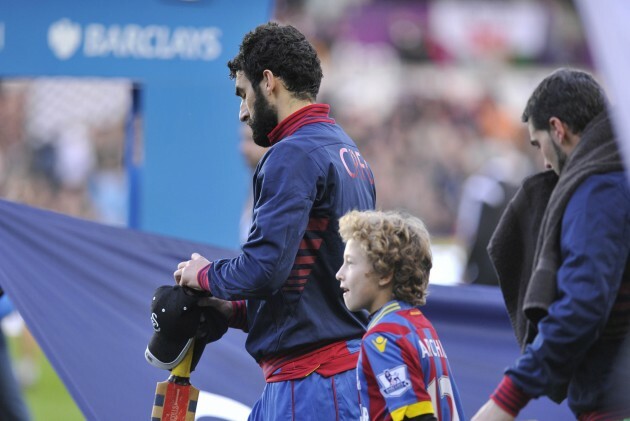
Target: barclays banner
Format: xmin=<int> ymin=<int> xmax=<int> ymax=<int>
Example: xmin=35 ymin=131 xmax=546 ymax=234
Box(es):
xmin=0 ymin=0 xmax=271 ymax=81
xmin=49 ymin=19 xmax=223 ymax=62
xmin=0 ymin=0 xmax=273 ymax=251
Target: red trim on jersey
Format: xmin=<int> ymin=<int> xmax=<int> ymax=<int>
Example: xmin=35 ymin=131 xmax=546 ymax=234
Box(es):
xmin=197 ymin=263 xmax=211 ymax=291
xmin=490 ymin=375 xmax=531 ymax=417
xmin=267 ymin=104 xmax=335 ymax=145
xmin=291 ymin=380 xmax=295 ymax=420
xmin=290 ymin=268 xmax=312 ymax=277
xmin=282 ymin=217 xmax=326 ymax=294
xmin=260 ymin=340 xmax=359 ymax=382
xmin=306 ymin=217 xmax=330 ymax=231
xmin=228 ymin=300 xmax=248 ymax=331
xmin=332 ymin=377 xmax=340 ymax=421
xmin=299 ymin=238 xmax=323 ymax=250
xmin=295 ymin=255 xmax=317 ymax=265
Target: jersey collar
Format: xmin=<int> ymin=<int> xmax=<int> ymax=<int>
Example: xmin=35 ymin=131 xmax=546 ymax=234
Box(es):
xmin=267 ymin=103 xmax=335 ymax=145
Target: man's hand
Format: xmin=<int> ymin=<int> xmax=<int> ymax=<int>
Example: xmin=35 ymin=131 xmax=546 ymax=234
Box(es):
xmin=198 ymin=296 xmax=233 ymax=320
xmin=174 ymin=253 xmax=210 ymax=290
xmin=471 ymin=400 xmax=515 ymax=421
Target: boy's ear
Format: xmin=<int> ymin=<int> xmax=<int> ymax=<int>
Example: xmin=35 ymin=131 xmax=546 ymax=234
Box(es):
xmin=378 ymin=273 xmax=393 ymax=287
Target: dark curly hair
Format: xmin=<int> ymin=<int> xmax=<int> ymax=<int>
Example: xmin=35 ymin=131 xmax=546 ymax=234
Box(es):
xmin=227 ymin=22 xmax=322 ymax=102
xmin=339 ymin=210 xmax=433 ymax=306
xmin=522 ymin=68 xmax=608 ymax=134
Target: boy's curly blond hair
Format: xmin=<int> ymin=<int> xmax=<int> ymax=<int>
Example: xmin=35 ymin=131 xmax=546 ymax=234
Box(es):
xmin=338 ymin=210 xmax=433 ymax=306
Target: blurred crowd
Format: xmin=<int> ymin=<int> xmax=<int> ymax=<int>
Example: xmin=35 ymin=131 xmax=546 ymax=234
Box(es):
xmin=0 ymin=1 xmax=593 ymax=279
xmin=275 ymin=0 xmax=594 ymax=283
xmin=0 ymin=78 xmax=131 ymax=226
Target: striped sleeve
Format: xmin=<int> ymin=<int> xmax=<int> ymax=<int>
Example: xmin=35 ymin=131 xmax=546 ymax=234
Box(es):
xmin=490 ymin=375 xmax=531 ymax=416
xmin=228 ymin=300 xmax=248 ymax=332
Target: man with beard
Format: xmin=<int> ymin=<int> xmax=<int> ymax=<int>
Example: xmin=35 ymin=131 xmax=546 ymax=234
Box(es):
xmin=472 ymin=68 xmax=630 ymax=420
xmin=175 ymin=22 xmax=376 ymax=420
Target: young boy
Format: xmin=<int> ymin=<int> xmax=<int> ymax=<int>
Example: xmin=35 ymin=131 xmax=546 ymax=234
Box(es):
xmin=337 ymin=210 xmax=465 ymax=421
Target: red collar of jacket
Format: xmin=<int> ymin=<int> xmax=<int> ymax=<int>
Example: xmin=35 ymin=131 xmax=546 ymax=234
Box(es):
xmin=267 ymin=103 xmax=335 ymax=146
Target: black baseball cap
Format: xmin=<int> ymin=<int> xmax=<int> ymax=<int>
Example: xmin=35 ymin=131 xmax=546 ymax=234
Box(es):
xmin=145 ymin=285 xmax=205 ymax=370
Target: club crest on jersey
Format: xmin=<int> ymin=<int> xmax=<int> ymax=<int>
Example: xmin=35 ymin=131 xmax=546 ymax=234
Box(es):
xmin=372 ymin=336 xmax=387 ymax=352
xmin=377 ymin=365 xmax=411 ymax=397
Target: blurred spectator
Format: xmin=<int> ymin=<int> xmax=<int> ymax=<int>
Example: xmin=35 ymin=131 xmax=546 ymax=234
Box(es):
xmin=456 ymin=150 xmax=534 ymax=284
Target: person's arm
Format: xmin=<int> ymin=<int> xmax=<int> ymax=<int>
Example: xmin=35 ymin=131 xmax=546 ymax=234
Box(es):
xmin=176 ymin=144 xmax=320 ymax=300
xmin=482 ymin=175 xmax=630 ymax=417
xmin=470 ymin=377 xmax=521 ymax=421
xmin=211 ymin=144 xmax=320 ymax=300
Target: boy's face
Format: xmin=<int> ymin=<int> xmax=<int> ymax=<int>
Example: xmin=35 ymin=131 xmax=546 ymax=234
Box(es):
xmin=336 ymin=239 xmax=383 ymax=314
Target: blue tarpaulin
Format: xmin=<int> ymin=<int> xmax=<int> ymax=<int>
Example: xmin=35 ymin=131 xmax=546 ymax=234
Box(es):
xmin=0 ymin=199 xmax=264 ymax=420
xmin=0 ymin=198 xmax=573 ymax=420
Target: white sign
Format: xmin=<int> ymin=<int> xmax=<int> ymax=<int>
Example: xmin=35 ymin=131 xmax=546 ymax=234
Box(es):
xmin=48 ymin=18 xmax=222 ymax=61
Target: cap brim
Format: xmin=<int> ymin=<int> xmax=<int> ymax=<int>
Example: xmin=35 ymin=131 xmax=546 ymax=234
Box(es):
xmin=145 ymin=332 xmax=194 ymax=370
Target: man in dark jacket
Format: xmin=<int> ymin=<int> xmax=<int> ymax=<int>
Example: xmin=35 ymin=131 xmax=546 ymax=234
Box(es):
xmin=175 ymin=22 xmax=376 ymax=420
xmin=473 ymin=68 xmax=630 ymax=420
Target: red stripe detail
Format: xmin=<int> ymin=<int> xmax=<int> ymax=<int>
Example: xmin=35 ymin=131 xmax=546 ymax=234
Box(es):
xmin=282 ymin=286 xmax=305 ymax=292
xmin=490 ymin=376 xmax=531 ymax=417
xmin=307 ymin=217 xmax=329 ymax=231
xmin=228 ymin=300 xmax=248 ymax=331
xmin=332 ymin=377 xmax=339 ymax=421
xmin=294 ymin=255 xmax=316 ymax=265
xmin=286 ymin=279 xmax=308 ymax=285
xmin=197 ymin=264 xmax=211 ymax=291
xmin=162 ymin=382 xmax=190 ymax=420
xmin=299 ymin=238 xmax=323 ymax=250
xmin=291 ymin=380 xmax=295 ymax=421
xmin=290 ymin=269 xmax=312 ymax=277
xmin=267 ymin=104 xmax=334 ymax=145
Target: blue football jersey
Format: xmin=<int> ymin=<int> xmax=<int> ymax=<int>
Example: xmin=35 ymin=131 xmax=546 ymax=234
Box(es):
xmin=357 ymin=301 xmax=465 ymax=421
